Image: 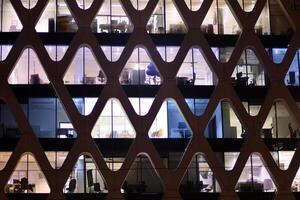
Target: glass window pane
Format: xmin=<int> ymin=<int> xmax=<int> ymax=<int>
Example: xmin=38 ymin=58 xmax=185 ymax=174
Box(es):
xmin=8 ymin=49 xmax=29 ymax=84
xmin=57 ymin=0 xmax=78 ymax=32
xmin=217 ymin=0 xmax=239 ymax=34
xmin=35 ymin=1 xmax=56 ymax=32
xmin=2 ymin=0 xmax=23 ymax=32
xmin=165 ymin=0 xmax=187 ymax=33
xmin=285 ymin=50 xmax=299 ymax=86
xmin=28 ymin=98 xmax=56 ymax=138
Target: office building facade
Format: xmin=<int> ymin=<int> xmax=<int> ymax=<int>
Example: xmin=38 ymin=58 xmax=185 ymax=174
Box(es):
xmin=0 ymin=0 xmax=300 ymax=199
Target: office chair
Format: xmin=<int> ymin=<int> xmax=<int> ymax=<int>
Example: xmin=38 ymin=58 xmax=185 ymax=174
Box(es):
xmin=66 ymin=179 xmax=76 ymax=193
xmin=20 ymin=177 xmax=29 ymax=192
xmin=94 ymin=183 xmax=101 ymax=193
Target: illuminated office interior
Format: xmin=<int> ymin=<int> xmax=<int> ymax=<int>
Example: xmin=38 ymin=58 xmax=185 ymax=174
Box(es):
xmin=0 ymin=0 xmax=300 ymax=200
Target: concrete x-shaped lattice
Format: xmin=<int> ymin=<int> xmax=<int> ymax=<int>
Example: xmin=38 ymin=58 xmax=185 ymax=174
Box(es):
xmin=0 ymin=0 xmax=299 ymax=199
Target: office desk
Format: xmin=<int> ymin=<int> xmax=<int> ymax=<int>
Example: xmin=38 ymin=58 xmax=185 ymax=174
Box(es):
xmin=99 ymin=23 xmax=127 ymax=33
xmin=5 ymin=183 xmax=35 ymax=193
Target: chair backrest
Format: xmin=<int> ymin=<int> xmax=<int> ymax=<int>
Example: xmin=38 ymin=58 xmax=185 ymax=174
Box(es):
xmin=68 ymin=179 xmax=76 ymax=192
xmin=111 ymin=20 xmax=118 ymax=25
xmin=288 ymin=123 xmax=297 ymax=138
xmin=289 ymin=71 xmax=296 ymax=85
xmin=146 ymin=63 xmax=159 ymax=76
xmin=13 ymin=179 xmax=20 ymax=184
xmin=20 ymin=177 xmax=28 ymax=190
xmin=94 ymin=182 xmax=101 ymax=192
xmin=263 ymin=179 xmax=273 ymax=190
xmin=87 ymin=169 xmax=94 ymax=187
xmin=30 ymin=74 xmax=40 ymax=84
xmin=289 ymin=123 xmax=294 ymax=133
